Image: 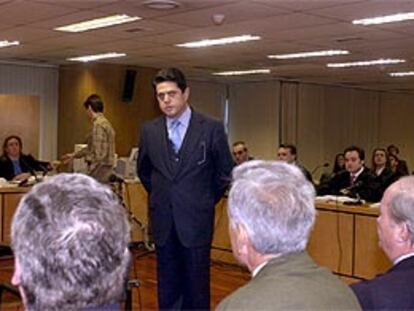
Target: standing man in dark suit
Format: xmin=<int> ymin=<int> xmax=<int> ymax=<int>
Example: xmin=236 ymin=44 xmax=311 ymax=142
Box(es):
xmin=351 ymin=176 xmax=414 ymax=309
xmin=137 ymin=68 xmax=234 ymax=310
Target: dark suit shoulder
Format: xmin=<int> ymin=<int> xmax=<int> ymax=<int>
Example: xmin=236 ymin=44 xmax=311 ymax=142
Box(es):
xmin=351 ymin=257 xmax=414 ymax=309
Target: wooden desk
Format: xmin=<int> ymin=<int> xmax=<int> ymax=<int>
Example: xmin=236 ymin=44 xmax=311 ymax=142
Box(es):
xmin=308 ymin=201 xmax=391 ymax=281
xmin=0 ymin=187 xmax=29 ymax=244
xmin=119 ymin=183 xmax=393 ymax=281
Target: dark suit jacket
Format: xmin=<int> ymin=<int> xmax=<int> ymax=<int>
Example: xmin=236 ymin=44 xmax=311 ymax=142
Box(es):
xmin=317 ymin=167 xmax=379 ymax=202
xmin=351 ymin=255 xmax=414 ymax=310
xmin=137 ymin=110 xmax=234 ymax=247
xmin=372 ymin=167 xmax=395 ymax=201
xmin=0 ymin=154 xmax=49 ymax=180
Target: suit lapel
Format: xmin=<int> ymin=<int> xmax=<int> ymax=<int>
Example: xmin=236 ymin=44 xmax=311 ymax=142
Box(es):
xmin=174 ymin=111 xmax=203 ymax=178
xmin=156 ymin=117 xmax=174 ymax=178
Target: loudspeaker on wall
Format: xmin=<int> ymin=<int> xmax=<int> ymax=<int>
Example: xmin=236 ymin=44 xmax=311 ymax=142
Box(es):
xmin=122 ymin=69 xmax=137 ymax=102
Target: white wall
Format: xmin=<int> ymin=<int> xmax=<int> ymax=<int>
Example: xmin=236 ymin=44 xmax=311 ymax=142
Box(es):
xmin=0 ymin=63 xmax=58 ymax=160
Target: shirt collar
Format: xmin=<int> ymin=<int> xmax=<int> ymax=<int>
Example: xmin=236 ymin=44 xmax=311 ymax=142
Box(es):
xmin=352 ymin=166 xmax=364 ymax=178
xmin=394 ymin=252 xmax=414 ymax=265
xmin=166 ymin=106 xmax=191 ymax=129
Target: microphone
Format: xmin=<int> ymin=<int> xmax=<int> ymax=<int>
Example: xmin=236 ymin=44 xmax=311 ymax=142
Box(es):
xmin=311 ymin=162 xmax=329 ymax=175
xmin=340 ymin=180 xmax=363 ymax=195
xmin=19 ymin=157 xmax=40 ymax=182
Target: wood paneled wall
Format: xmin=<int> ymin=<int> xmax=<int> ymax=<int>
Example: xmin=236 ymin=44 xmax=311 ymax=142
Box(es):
xmin=58 ymin=64 xmax=159 ymax=157
xmin=0 ymin=95 xmax=40 ymax=157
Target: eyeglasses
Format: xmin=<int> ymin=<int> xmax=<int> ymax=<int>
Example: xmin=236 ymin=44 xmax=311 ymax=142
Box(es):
xmin=156 ymin=90 xmax=179 ymax=101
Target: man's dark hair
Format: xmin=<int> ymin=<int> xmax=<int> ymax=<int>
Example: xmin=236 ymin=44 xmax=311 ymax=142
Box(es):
xmin=232 ymin=141 xmax=247 ymax=151
xmin=152 ymin=67 xmax=187 ymax=93
xmin=280 ymin=144 xmax=297 ymax=156
xmin=344 ymin=145 xmax=365 ymax=161
xmin=387 ymin=144 xmax=400 ymax=154
xmin=84 ymin=94 xmax=104 ymax=113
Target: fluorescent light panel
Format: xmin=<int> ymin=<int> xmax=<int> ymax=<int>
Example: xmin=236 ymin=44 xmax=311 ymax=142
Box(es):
xmin=213 ymin=69 xmax=271 ymax=76
xmin=55 ymin=14 xmax=141 ymax=32
xmin=0 ymin=40 xmax=20 ymax=48
xmin=389 ymin=71 xmax=414 ymax=77
xmin=268 ymin=50 xmax=349 ymax=59
xmin=67 ymin=52 xmax=126 ymax=63
xmin=176 ymin=35 xmax=261 ymax=48
xmin=353 ymin=12 xmax=414 ymax=25
xmin=327 ymin=58 xmax=405 ymax=68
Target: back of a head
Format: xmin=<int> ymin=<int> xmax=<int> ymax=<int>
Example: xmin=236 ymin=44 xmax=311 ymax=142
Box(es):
xmin=152 ymin=67 xmax=187 ymax=93
xmin=228 ymin=160 xmax=316 ymax=255
xmin=84 ymin=94 xmax=104 ymax=113
xmin=11 ymin=173 xmax=131 ymax=310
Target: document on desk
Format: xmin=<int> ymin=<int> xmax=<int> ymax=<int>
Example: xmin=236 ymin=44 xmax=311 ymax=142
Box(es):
xmin=315 ymin=195 xmax=365 ymax=204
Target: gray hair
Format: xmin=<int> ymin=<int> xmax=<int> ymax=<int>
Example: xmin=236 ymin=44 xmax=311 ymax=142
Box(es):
xmin=228 ymin=160 xmax=316 ymax=255
xmin=388 ymin=176 xmax=414 ymax=243
xmin=11 ymin=173 xmax=131 ymax=311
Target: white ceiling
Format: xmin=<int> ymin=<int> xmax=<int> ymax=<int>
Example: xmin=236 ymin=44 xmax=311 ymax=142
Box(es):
xmin=1 ymin=0 xmax=414 ymax=92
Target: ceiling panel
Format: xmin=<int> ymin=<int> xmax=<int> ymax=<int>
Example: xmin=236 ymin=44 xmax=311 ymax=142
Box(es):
xmin=0 ymin=0 xmax=413 ymax=91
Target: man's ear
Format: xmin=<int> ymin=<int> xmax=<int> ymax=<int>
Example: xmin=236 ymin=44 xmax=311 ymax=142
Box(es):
xmin=184 ymin=87 xmax=190 ymax=102
xmin=237 ymin=224 xmax=251 ymax=257
xmin=396 ymin=221 xmax=411 ymax=244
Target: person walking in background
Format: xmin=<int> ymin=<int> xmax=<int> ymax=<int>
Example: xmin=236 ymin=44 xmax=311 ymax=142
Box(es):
xmin=62 ymin=94 xmax=115 ymax=183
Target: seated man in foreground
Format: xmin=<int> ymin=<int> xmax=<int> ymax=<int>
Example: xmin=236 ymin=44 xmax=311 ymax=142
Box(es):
xmin=11 ymin=173 xmax=131 ymax=310
xmin=351 ymin=176 xmax=414 ymax=309
xmin=217 ymin=160 xmax=361 ymax=310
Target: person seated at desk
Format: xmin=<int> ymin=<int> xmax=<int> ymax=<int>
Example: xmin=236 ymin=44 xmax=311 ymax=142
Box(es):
xmin=318 ymin=145 xmax=379 ymax=202
xmin=389 ymin=153 xmax=408 ymax=181
xmin=0 ymin=135 xmax=52 ymax=181
xmin=351 ymin=176 xmax=414 ymax=310
xmin=319 ymin=153 xmax=345 ymax=185
xmin=371 ymin=148 xmax=395 ymax=201
xmin=217 ymin=161 xmax=361 ymax=310
xmin=277 ymin=143 xmax=312 ymax=183
xmin=387 ymin=144 xmax=409 ymax=176
xmin=10 ymin=173 xmax=131 ymax=310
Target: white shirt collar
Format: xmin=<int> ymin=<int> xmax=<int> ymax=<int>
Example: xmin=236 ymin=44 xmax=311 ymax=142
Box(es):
xmin=394 ymin=252 xmax=414 ymax=265
xmin=166 ymin=105 xmax=191 ymax=129
xmin=252 ymin=260 xmax=269 ymax=278
xmin=352 ymin=166 xmax=364 ymax=179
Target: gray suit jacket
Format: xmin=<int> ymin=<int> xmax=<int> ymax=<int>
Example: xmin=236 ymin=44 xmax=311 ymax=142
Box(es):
xmin=217 ymin=252 xmax=361 ymax=310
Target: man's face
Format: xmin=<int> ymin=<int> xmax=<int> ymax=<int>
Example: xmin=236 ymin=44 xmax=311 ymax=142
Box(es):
xmin=233 ymin=144 xmax=248 ymax=165
xmin=277 ymin=147 xmax=295 ymax=163
xmin=156 ymin=81 xmax=189 ymax=119
xmin=374 ymin=150 xmax=387 ymax=167
xmin=377 ymin=187 xmax=401 ymax=261
xmin=345 ymin=150 xmax=363 ymax=173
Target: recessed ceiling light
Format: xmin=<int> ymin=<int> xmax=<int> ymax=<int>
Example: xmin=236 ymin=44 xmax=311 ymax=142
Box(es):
xmin=353 ymin=12 xmax=414 ymax=25
xmin=327 ymin=58 xmax=405 ymax=68
xmin=0 ymin=40 xmax=19 ymax=48
xmin=143 ymin=0 xmax=180 ymax=10
xmin=268 ymin=50 xmax=349 ymax=59
xmin=212 ymin=69 xmax=271 ymax=76
xmin=389 ymin=71 xmax=414 ymax=77
xmin=176 ymin=34 xmax=261 ymax=48
xmin=55 ymin=14 xmax=141 ymax=33
xmin=67 ymin=52 xmax=126 ymax=63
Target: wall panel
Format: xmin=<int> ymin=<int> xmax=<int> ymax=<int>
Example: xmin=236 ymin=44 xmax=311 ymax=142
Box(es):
xmin=0 ymin=63 xmax=58 ymax=160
